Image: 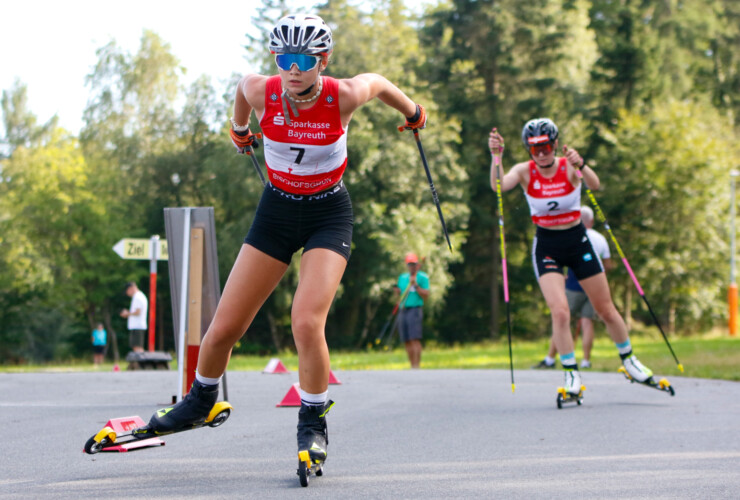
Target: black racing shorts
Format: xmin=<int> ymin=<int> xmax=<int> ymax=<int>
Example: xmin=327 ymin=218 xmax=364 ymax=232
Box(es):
xmin=245 ymin=181 xmax=354 ymax=264
xmin=531 ymin=222 xmax=604 ymax=281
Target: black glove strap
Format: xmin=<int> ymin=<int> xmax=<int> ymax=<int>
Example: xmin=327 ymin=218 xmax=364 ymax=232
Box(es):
xmin=406 ymin=104 xmax=421 ymax=122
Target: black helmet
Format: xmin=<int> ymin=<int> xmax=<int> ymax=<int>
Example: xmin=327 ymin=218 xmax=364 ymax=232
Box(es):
xmin=521 ymin=118 xmax=559 ymax=150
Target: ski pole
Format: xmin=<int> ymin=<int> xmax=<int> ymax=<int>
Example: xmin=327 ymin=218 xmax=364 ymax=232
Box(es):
xmin=383 ymin=287 xmax=410 ymax=349
xmin=375 ymin=284 xmax=411 ymax=347
xmin=573 ymin=165 xmax=684 ymax=372
xmin=246 ymin=144 xmax=267 ymax=187
xmin=491 ymin=140 xmax=516 ymax=393
xmin=408 ymin=129 xmax=453 ymax=252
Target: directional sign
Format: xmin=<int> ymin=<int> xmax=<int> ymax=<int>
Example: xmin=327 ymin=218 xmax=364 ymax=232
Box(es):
xmin=113 ymin=238 xmax=168 ymax=260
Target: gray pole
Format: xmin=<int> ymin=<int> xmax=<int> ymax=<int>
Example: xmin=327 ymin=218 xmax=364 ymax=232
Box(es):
xmin=176 ymin=209 xmax=192 ymax=402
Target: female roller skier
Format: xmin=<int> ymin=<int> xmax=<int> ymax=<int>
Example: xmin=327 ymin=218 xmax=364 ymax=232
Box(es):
xmin=141 ymin=14 xmax=426 ymax=472
xmin=488 ymin=118 xmax=654 ymax=398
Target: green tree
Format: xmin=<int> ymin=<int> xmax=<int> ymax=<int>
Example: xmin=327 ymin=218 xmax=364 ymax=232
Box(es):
xmin=592 ymin=99 xmax=738 ymax=333
xmin=420 ymin=0 xmax=599 ymax=340
xmin=0 ymin=125 xmax=126 ymax=361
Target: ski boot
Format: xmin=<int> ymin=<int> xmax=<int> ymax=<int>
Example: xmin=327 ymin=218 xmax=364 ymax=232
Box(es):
xmin=532 ymin=359 xmax=556 ymax=369
xmin=137 ymin=379 xmax=222 ymax=437
xmin=556 ymin=369 xmax=585 ymax=409
xmin=296 ymin=400 xmax=334 ymax=487
xmin=619 ymin=355 xmax=675 ymax=396
xmin=83 ymin=380 xmax=232 ymax=454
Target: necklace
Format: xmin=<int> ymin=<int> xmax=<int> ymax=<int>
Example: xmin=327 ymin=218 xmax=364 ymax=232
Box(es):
xmin=283 ymin=76 xmax=323 ymax=104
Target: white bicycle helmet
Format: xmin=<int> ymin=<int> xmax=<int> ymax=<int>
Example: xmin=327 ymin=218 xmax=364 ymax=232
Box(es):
xmin=269 ymin=14 xmax=333 ymax=55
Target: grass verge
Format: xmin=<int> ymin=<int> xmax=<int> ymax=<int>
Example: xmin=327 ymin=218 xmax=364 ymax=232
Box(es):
xmin=4 ymin=332 xmax=736 ymax=381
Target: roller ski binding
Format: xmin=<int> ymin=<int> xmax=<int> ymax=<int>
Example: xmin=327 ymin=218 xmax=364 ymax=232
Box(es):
xmin=84 ymin=380 xmax=233 ymax=454
xmin=619 ymin=356 xmax=675 ymax=396
xmin=296 ymin=400 xmax=334 ymax=487
xmin=556 ymin=369 xmax=585 ymax=409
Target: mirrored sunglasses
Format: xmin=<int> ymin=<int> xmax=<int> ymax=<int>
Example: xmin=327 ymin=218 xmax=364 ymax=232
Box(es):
xmin=275 ymin=53 xmax=320 ymax=72
xmin=529 ymin=143 xmax=554 ymax=155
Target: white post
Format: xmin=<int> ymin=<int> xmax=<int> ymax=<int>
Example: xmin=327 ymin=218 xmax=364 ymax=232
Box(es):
xmin=176 ymin=209 xmax=192 ymax=402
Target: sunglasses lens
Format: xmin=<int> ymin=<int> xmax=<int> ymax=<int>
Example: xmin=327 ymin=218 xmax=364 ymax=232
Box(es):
xmin=275 ymin=54 xmax=319 ymax=71
xmin=530 ymin=143 xmax=553 ymax=155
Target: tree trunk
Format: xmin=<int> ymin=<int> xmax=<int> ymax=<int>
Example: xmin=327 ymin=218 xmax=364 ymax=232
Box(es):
xmin=266 ymin=310 xmax=283 ymax=352
xmin=623 ymin=284 xmax=633 ymax=330
xmin=102 ymin=303 xmax=120 ymax=362
xmin=668 ymin=302 xmax=676 ymax=336
xmin=355 ymin=299 xmax=380 ymax=349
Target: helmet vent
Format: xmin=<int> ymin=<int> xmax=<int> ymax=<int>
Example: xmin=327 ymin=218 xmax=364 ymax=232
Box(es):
xmin=270 ymin=14 xmax=333 ymax=55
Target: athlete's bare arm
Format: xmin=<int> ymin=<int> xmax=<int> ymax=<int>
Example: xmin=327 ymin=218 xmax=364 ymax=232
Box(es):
xmin=488 ymin=129 xmax=528 ymax=192
xmin=563 ymin=146 xmax=600 ymax=190
xmin=492 ymin=159 xmax=529 ymax=193
xmin=577 ymin=165 xmax=600 ymax=190
xmin=337 ymin=74 xmax=417 ymax=127
xmin=233 ymin=74 xmax=269 ymax=125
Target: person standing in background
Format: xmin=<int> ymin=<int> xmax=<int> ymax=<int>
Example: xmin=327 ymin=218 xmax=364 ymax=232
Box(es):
xmin=120 ymin=281 xmax=148 ymax=353
xmin=91 ymin=323 xmax=107 ymax=367
xmin=395 ymin=253 xmax=430 ymax=369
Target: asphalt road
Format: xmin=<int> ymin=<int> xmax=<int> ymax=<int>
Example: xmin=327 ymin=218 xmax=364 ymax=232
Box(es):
xmin=1 ymin=368 xmax=738 ymax=499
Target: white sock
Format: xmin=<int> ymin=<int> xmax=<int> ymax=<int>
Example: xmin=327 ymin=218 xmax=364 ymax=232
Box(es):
xmin=544 ymin=356 xmax=556 ymax=366
xmin=195 ymin=371 xmax=222 ymax=386
xmin=299 ymin=388 xmax=328 ymax=407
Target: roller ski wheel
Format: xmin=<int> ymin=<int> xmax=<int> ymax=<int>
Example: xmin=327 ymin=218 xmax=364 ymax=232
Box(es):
xmin=297 ymin=450 xmax=324 ymax=487
xmin=618 ymin=366 xmax=675 ymax=396
xmin=84 ymin=426 xmax=116 ymax=454
xmin=82 ymin=402 xmax=233 ymax=454
xmin=556 ymin=385 xmax=586 ymax=409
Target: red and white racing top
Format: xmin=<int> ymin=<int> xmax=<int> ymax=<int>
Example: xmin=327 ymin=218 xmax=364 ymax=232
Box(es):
xmin=260 ymin=75 xmax=347 ymax=195
xmin=524 ymin=158 xmax=581 ymax=227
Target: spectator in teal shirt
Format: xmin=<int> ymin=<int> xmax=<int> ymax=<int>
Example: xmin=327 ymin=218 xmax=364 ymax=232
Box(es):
xmin=91 ymin=323 xmax=107 ymax=367
xmin=395 ymin=253 xmax=430 ymax=368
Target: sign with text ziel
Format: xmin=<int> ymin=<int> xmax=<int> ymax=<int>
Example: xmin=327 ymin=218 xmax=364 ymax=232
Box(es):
xmin=113 ymin=238 xmax=168 ymax=261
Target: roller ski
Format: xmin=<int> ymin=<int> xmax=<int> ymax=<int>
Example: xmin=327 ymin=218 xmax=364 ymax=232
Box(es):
xmin=84 ymin=380 xmax=233 ymax=454
xmin=296 ymin=400 xmax=334 ymax=487
xmin=619 ymin=355 xmax=675 ymax=396
xmin=556 ymin=369 xmax=585 ymax=409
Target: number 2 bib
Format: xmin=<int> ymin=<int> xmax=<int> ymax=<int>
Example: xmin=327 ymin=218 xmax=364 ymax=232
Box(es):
xmin=524 ymin=158 xmax=581 ymax=227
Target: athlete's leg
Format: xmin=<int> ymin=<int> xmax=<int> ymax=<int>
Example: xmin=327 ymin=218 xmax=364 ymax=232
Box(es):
xmin=198 ymin=244 xmax=288 ymax=378
xmin=406 ymin=339 xmax=422 ymax=369
xmin=580 ymin=317 xmax=595 ymax=362
xmin=573 ymin=316 xmax=582 ymax=345
xmin=580 ymin=273 xmax=654 ymax=381
xmin=291 ymin=248 xmax=347 ymax=394
xmin=404 ymin=341 xmax=414 ymax=367
xmin=538 ymin=273 xmax=574 ymax=356
xmin=578 ymin=272 xmax=628 ymax=344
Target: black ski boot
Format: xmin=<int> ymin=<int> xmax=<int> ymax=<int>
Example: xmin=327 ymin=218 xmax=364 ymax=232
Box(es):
xmin=138 ymin=379 xmax=219 ymax=436
xmin=296 ymin=400 xmax=334 ymax=486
